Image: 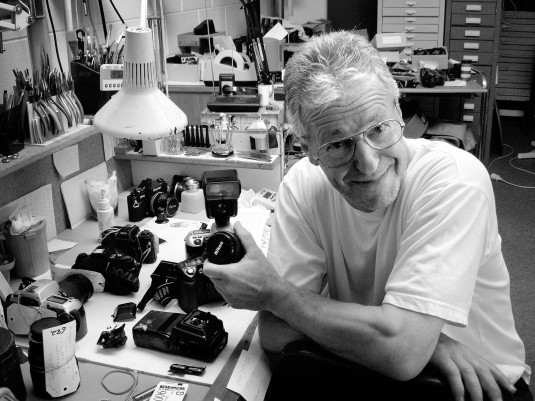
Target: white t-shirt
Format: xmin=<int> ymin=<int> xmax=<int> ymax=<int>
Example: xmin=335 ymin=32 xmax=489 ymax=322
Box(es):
xmin=267 ymin=139 xmax=530 ymax=383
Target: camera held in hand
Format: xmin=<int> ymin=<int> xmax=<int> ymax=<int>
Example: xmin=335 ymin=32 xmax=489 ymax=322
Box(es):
xmin=202 ymin=169 xmax=245 ymax=264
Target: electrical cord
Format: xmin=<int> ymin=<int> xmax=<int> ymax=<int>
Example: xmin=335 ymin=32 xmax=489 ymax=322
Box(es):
xmin=45 ymin=0 xmax=64 ymax=74
xmin=109 ymin=0 xmax=125 ymax=25
xmin=488 ymin=144 xmax=535 ymax=189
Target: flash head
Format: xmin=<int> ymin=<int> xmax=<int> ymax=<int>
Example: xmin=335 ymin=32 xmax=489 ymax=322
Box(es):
xmin=202 ymin=169 xmax=241 ymax=227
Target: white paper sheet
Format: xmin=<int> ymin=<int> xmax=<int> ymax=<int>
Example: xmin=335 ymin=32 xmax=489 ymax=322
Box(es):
xmin=53 ymin=144 xmax=80 ymax=178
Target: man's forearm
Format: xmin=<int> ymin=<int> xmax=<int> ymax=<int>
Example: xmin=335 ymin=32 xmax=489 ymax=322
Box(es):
xmin=263 ymin=279 xmax=443 ymax=380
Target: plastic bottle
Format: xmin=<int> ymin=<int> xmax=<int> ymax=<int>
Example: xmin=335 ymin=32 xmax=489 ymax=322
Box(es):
xmin=180 ymin=179 xmax=205 ymax=214
xmin=97 ymin=188 xmax=115 ymax=233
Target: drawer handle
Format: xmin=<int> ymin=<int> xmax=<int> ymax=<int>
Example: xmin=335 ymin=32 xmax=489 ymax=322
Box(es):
xmin=466 ymin=17 xmax=481 ymax=24
xmin=463 ymin=42 xmax=480 ymax=50
xmin=405 ymin=1 xmax=416 ymax=6
xmin=405 ymin=26 xmax=416 ymax=32
xmin=406 ymin=33 xmax=416 ymax=39
xmin=466 ymin=4 xmax=482 ymax=11
xmin=463 ymin=115 xmax=474 ymax=122
xmin=407 ymin=41 xmax=415 ymax=47
xmin=463 ymin=55 xmax=479 ymax=62
xmin=463 ymin=103 xmax=475 ymax=110
xmin=465 ymin=30 xmax=481 ymax=37
xmin=405 ymin=9 xmax=416 ymax=15
xmin=405 ymin=17 xmax=416 ymax=22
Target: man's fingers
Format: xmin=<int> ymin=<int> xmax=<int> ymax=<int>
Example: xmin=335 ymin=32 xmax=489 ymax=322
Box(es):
xmin=457 ymin=362 xmax=484 ymax=401
xmin=442 ymin=363 xmax=466 ymax=401
xmin=233 ymin=221 xmax=258 ymax=251
xmin=489 ymin=365 xmax=517 ymax=394
xmin=202 ymin=260 xmax=225 ymax=279
xmin=475 ymin=366 xmax=504 ymax=401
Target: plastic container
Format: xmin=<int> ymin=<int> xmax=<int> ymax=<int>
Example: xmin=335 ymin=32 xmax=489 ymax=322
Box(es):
xmin=85 ymin=171 xmax=118 ymax=218
xmin=97 ymin=189 xmax=115 ymax=233
xmin=180 ymin=179 xmax=205 ymax=214
xmin=6 ymin=220 xmax=49 ymax=278
xmin=0 ymin=254 xmax=15 ymax=282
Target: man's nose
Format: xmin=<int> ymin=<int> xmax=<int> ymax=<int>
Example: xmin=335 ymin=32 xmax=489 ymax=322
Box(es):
xmin=352 ymin=139 xmax=379 ymax=174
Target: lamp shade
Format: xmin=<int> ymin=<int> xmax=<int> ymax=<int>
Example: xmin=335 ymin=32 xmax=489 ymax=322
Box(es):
xmin=94 ymin=27 xmax=187 ymax=140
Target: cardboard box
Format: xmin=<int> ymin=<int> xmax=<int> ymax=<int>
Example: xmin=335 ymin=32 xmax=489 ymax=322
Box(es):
xmin=371 ymin=33 xmax=407 ymax=51
xmin=411 ymin=47 xmax=449 ymax=70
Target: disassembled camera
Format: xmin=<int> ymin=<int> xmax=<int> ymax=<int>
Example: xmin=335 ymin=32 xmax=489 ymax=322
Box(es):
xmin=6 ymin=279 xmax=89 ymax=341
xmin=132 ymin=309 xmax=228 ymax=362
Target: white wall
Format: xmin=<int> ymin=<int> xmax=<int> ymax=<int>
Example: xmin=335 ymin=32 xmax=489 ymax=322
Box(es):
xmin=0 ymin=0 xmax=328 ymax=96
xmin=0 ymin=0 xmax=252 ymax=95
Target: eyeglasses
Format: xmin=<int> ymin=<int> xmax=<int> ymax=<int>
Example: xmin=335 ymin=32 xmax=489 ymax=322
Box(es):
xmin=312 ymin=119 xmax=405 ymax=167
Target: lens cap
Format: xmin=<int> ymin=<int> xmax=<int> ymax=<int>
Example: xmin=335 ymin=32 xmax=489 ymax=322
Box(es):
xmin=205 ymin=231 xmax=244 ymax=264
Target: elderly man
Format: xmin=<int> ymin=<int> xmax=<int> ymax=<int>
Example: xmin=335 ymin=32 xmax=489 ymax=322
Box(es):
xmin=203 ymin=31 xmax=531 ymax=401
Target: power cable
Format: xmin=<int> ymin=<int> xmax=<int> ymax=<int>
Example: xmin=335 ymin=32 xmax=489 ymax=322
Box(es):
xmin=45 ymin=0 xmax=64 ymax=74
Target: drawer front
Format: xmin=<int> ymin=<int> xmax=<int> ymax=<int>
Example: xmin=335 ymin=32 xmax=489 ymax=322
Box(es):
xmin=383 ymin=24 xmax=439 ymax=33
xmin=383 ymin=0 xmax=440 ymax=7
xmin=450 ymin=13 xmax=496 ymax=26
xmin=450 ymin=26 xmax=495 ymax=40
xmin=463 ymin=97 xmax=482 ymax=113
xmin=383 ymin=16 xmax=439 ymax=24
xmin=383 ymin=8 xmax=440 ymax=16
xmin=451 ymin=2 xmax=497 ymax=14
xmin=449 ymin=39 xmax=494 ymax=52
xmin=450 ymin=50 xmax=494 ymax=65
xmin=405 ymin=33 xmax=440 ymax=42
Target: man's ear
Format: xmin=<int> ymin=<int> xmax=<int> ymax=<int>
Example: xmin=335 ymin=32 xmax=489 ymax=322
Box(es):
xmin=296 ymin=135 xmax=319 ymax=166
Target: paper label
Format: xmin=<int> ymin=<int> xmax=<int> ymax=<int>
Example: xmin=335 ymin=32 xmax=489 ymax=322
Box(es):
xmin=149 ymin=382 xmax=188 ymax=401
xmin=42 ymin=320 xmax=80 ymax=397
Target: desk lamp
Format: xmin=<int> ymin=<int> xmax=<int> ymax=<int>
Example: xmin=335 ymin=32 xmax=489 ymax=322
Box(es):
xmin=94 ymin=27 xmax=187 ymax=152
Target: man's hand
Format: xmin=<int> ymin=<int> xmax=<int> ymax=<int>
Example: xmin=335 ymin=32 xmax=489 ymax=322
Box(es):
xmin=203 ymin=221 xmax=283 ymax=311
xmin=430 ymin=332 xmax=517 ymax=401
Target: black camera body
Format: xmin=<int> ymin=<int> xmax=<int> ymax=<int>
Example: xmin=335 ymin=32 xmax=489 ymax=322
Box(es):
xmin=137 ymin=258 xmax=222 ymax=313
xmin=100 ymin=224 xmax=158 ymax=264
xmin=132 ymin=309 xmax=228 ymax=362
xmin=127 ymin=178 xmax=179 ymax=222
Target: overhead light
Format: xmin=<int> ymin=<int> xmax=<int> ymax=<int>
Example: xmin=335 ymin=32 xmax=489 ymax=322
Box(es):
xmin=94 ymin=27 xmax=187 ymax=142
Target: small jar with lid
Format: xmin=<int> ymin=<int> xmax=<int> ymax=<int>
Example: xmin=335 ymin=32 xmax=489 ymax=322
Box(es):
xmin=180 ymin=178 xmax=205 ymax=214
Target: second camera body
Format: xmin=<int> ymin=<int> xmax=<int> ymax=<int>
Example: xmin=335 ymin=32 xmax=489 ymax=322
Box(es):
xmin=127 ymin=178 xmax=179 ymax=222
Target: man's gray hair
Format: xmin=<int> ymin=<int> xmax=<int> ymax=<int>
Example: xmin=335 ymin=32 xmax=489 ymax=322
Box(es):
xmin=284 ymin=31 xmax=400 ymax=141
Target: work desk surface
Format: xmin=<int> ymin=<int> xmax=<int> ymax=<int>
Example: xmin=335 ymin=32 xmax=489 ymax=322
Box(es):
xmin=11 ymin=209 xmax=271 ymax=400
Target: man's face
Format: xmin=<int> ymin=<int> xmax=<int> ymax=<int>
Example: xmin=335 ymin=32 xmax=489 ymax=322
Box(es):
xmin=302 ymin=79 xmax=414 ymax=212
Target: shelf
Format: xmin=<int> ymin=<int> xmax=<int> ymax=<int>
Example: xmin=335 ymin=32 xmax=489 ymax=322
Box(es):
xmin=0 ymin=124 xmax=99 ymax=180
xmin=115 ymin=149 xmax=281 ymax=170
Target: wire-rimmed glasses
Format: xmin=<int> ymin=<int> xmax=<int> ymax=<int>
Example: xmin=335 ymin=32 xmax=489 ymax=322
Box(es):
xmin=312 ymin=119 xmax=405 ymax=168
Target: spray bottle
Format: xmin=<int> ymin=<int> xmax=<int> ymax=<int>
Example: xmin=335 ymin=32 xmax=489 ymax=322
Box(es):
xmin=97 ymin=189 xmax=115 ymax=233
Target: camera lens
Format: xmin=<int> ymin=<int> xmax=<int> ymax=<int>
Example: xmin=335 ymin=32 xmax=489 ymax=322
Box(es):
xmin=205 ymin=231 xmax=244 ymax=264
xmin=58 ymin=274 xmax=94 ymax=304
xmin=0 ymin=328 xmax=27 ymax=401
xmin=150 ymin=192 xmax=179 ymax=217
